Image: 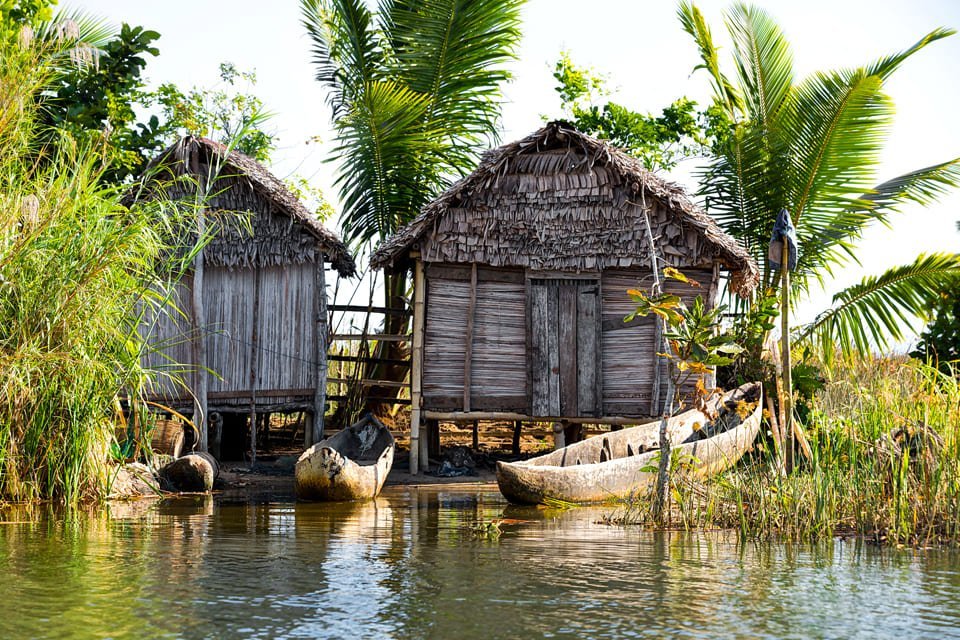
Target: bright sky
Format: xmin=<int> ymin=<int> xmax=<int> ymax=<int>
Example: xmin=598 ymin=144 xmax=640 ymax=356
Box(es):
xmin=75 ymin=0 xmax=960 ymax=331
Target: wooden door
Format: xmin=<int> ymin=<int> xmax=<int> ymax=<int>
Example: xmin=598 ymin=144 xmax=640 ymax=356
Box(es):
xmin=529 ymin=278 xmax=602 ymax=417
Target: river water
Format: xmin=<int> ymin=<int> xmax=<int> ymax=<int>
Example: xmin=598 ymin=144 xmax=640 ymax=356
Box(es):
xmin=2 ymin=486 xmax=960 ymax=639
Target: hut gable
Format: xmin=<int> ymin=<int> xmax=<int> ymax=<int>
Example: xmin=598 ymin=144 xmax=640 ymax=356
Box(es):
xmin=372 ymin=122 xmax=757 ymax=295
xmin=144 ymin=136 xmax=356 ymax=277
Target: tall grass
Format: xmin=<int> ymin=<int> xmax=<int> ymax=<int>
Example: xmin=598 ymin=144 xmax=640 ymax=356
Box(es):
xmin=0 ymin=35 xmax=194 ymax=503
xmin=610 ymin=356 xmax=960 ymax=546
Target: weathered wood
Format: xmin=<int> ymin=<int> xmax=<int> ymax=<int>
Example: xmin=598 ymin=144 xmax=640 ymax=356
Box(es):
xmin=328 ymin=395 xmax=411 ymax=405
xmin=410 ymin=258 xmax=426 ymax=475
xmin=512 ymin=420 xmax=522 ymax=455
xmin=248 ymin=265 xmax=261 ymax=465
xmin=576 ymin=282 xmax=602 ymax=416
xmin=530 ymin=282 xmax=550 ymax=416
xmin=424 ymin=394 xmax=527 ymax=412
xmin=496 ymin=384 xmax=762 ymax=505
xmin=546 ymin=285 xmax=561 ymax=416
xmin=463 ymin=263 xmax=478 ymax=412
xmin=558 ymin=284 xmax=579 ymax=416
xmin=423 ymin=410 xmax=656 ymax=425
xmin=426 ymin=263 xmax=525 ymax=283
xmin=295 ymin=415 xmax=395 ymax=501
xmin=191 ymin=251 xmax=209 ymax=452
xmin=472 ymin=420 xmax=479 ymax=450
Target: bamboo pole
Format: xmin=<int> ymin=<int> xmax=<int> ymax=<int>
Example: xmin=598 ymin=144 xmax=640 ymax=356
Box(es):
xmin=312 ymin=260 xmax=328 ymax=446
xmin=191 ymin=237 xmax=208 ymax=452
xmin=409 ymin=258 xmax=426 ymax=475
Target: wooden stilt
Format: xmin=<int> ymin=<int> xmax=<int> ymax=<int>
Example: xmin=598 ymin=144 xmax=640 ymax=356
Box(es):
xmin=512 ymin=421 xmax=522 ymax=456
xmin=409 ymin=257 xmax=426 ymax=475
xmin=471 ymin=420 xmax=479 ymax=450
xmin=552 ymin=421 xmax=565 ymax=450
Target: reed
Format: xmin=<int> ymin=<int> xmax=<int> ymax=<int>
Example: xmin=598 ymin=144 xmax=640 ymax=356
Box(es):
xmin=0 ymin=36 xmax=197 ymax=504
xmin=608 ymin=355 xmax=960 ymax=546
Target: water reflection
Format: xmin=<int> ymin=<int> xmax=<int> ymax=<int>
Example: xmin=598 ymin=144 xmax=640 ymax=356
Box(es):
xmin=1 ymin=489 xmax=959 ymax=639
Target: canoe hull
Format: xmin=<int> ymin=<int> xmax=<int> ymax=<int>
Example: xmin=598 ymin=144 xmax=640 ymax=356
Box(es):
xmin=497 ymin=384 xmax=762 ymax=505
xmin=295 ymin=415 xmax=395 ymax=501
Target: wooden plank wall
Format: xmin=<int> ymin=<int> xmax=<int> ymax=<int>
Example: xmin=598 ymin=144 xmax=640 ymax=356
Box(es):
xmin=422 ymin=264 xmax=527 ymax=412
xmin=472 ymin=280 xmax=527 ymax=411
xmin=601 ymin=267 xmax=714 ymax=417
xmin=141 ymin=262 xmax=320 ymax=407
xmin=139 ymin=278 xmax=194 ymax=398
xmin=423 ymin=276 xmax=469 ymax=405
xmin=252 ymin=264 xmax=316 ymax=394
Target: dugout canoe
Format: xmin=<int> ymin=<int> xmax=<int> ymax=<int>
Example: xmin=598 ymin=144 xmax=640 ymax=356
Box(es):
xmin=496 ymin=383 xmax=763 ymax=505
xmin=295 ymin=413 xmax=395 ymax=501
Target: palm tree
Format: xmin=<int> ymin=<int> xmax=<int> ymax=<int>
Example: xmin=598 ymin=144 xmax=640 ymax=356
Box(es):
xmin=679 ymin=2 xmax=960 ymax=356
xmin=301 ymin=0 xmax=524 ymax=417
xmin=301 ymin=0 xmax=524 ymax=248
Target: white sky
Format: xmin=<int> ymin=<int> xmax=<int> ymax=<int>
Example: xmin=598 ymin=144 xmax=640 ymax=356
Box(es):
xmin=75 ymin=0 xmax=960 ymax=330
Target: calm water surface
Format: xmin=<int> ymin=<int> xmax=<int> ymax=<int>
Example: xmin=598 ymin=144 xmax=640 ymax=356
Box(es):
xmin=2 ymin=486 xmax=960 ymax=639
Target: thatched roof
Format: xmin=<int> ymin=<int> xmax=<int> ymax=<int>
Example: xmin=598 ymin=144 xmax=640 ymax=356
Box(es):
xmin=371 ymin=122 xmax=758 ymax=296
xmin=140 ymin=136 xmax=355 ymax=277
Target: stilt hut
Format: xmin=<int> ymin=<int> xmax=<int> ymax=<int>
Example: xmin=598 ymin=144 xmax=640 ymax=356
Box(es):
xmin=370 ymin=122 xmax=758 ymax=473
xmin=136 ymin=136 xmax=355 ymax=459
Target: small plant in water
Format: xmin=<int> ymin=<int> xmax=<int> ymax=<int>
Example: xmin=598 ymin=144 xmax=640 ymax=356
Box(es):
xmin=471 ymin=519 xmax=503 ymax=540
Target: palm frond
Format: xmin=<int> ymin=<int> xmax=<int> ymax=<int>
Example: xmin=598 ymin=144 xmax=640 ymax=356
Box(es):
xmin=859 ymin=157 xmax=960 ymax=212
xmin=724 ymin=3 xmax=793 ymax=130
xmin=867 ymin=27 xmax=956 ymax=80
xmin=43 ymin=8 xmax=116 ymax=49
xmin=677 ymin=1 xmax=742 ymax=118
xmin=332 ymin=79 xmax=442 ymax=245
xmin=301 ymin=0 xmax=383 ymax=117
xmin=799 ymin=253 xmax=960 ymax=359
xmin=383 ymin=0 xmax=523 ymax=171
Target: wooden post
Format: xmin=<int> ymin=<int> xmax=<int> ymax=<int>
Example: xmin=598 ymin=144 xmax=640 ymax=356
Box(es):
xmin=471 ymin=419 xmax=479 ymax=450
xmin=247 ymin=266 xmax=261 ymax=467
xmin=552 ymin=421 xmax=565 ymax=450
xmin=780 ymin=242 xmax=794 ymax=474
xmin=191 ymin=237 xmax=208 ymax=452
xmin=463 ymin=262 xmax=477 ymax=412
xmin=512 ymin=420 xmax=522 ymax=456
xmin=311 ymin=259 xmax=328 ymax=446
xmin=409 ymin=258 xmax=426 ymax=475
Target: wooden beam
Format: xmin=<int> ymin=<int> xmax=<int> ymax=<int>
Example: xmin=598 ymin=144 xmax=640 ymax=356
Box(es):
xmin=462 ymin=262 xmax=477 ymax=412
xmin=327 ymin=354 xmax=410 ymax=367
xmin=423 ymin=410 xmax=659 ymax=426
xmin=312 ymin=258 xmax=327 ymax=447
xmin=329 ymin=333 xmax=411 ymax=342
xmin=328 ymin=304 xmax=410 ymax=317
xmin=409 ymin=258 xmax=426 ymax=475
